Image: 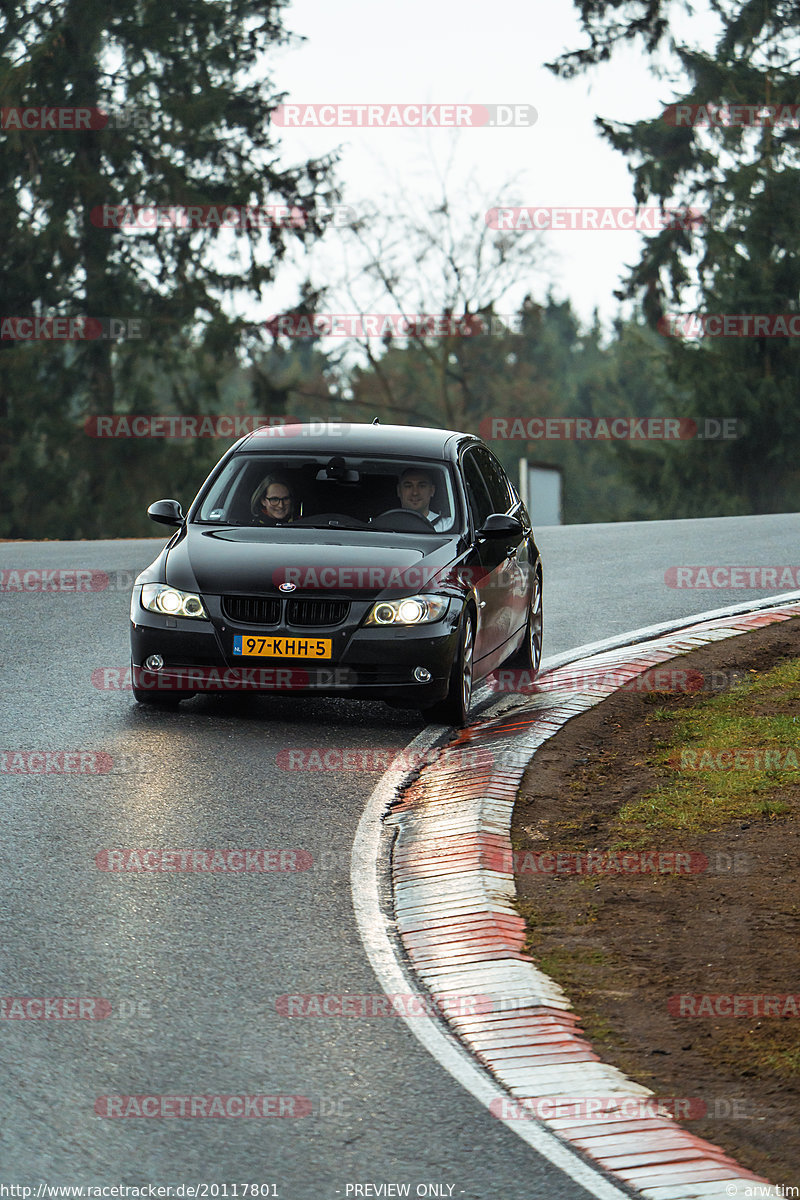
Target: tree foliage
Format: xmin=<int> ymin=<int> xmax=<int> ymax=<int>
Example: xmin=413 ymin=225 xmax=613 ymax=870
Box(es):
xmin=0 ymin=0 xmax=337 ymax=536
xmin=310 ymin=180 xmax=548 ymax=430
xmin=551 ymin=0 xmax=800 ymax=515
xmin=345 ymin=295 xmax=677 ymax=524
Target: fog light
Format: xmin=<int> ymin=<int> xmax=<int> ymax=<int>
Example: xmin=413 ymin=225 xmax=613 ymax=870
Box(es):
xmin=413 ymin=666 xmax=432 ymax=683
xmin=145 ymin=654 xmax=164 ymax=671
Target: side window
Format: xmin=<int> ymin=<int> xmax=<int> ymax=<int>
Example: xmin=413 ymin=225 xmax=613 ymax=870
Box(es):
xmin=462 ymin=449 xmax=494 ymax=528
xmin=474 ymin=447 xmax=512 ymax=514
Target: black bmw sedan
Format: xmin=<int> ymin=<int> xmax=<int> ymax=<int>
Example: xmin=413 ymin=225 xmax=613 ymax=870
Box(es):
xmin=130 ymin=423 xmax=542 ymax=726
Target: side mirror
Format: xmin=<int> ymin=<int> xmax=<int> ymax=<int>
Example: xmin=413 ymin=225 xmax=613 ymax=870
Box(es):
xmin=477 ymin=513 xmax=523 ymax=540
xmin=147 ymin=499 xmax=185 ymax=527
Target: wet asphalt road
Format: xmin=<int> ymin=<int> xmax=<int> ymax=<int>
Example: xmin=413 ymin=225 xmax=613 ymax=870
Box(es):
xmin=1 ymin=512 xmax=798 ymax=1196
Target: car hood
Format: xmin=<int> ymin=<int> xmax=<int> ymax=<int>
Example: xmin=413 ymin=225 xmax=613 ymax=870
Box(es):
xmin=164 ymin=526 xmax=463 ymax=596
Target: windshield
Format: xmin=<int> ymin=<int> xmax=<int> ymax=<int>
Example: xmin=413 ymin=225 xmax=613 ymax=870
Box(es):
xmin=193 ymin=453 xmax=461 ymax=534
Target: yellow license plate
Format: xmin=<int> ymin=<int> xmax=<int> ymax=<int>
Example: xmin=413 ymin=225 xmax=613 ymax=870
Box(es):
xmin=233 ymin=635 xmax=332 ymax=659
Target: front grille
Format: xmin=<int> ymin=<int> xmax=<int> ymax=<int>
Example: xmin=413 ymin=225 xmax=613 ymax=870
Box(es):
xmin=223 ymin=595 xmax=281 ymax=625
xmin=286 ymin=597 xmax=350 ymax=626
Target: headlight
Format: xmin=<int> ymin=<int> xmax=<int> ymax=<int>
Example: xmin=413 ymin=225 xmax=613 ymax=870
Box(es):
xmin=140 ymin=584 xmax=208 ymax=620
xmin=365 ymin=594 xmax=449 ymax=626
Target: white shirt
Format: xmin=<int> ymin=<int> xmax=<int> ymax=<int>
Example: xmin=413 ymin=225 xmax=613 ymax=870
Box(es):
xmin=426 ymin=509 xmax=448 ymax=531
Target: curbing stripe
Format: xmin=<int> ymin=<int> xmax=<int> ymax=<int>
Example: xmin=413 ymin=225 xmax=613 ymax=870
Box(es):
xmin=351 ymin=739 xmax=638 ymax=1200
xmin=353 ymin=597 xmax=800 ymax=1200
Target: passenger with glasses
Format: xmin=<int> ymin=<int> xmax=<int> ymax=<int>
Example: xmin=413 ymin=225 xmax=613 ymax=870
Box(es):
xmin=252 ymin=475 xmax=297 ymax=526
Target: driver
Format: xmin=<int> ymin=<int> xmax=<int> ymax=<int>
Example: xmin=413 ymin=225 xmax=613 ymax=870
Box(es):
xmin=396 ymin=468 xmax=447 ymax=531
xmin=252 ymin=475 xmax=297 ymax=525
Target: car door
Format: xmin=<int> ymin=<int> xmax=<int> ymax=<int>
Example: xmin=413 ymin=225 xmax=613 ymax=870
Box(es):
xmin=469 ymin=446 xmax=529 ymax=658
xmin=460 ymin=447 xmax=511 ymax=664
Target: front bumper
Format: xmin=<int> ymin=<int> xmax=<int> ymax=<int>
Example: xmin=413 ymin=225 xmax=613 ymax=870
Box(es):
xmin=130 ymin=587 xmax=462 ymax=705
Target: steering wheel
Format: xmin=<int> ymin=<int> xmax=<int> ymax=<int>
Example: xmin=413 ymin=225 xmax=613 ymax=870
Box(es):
xmin=370 ymin=507 xmax=437 ymax=532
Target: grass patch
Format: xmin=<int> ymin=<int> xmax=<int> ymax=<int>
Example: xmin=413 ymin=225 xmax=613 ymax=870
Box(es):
xmin=758 ymin=1046 xmax=800 ymax=1079
xmin=616 ymin=657 xmax=800 ymax=837
xmin=537 ymin=947 xmax=606 ymax=974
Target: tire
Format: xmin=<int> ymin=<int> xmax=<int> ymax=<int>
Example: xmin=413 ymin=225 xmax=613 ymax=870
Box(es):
xmin=424 ymin=609 xmax=475 ymax=727
xmin=506 ymin=567 xmax=543 ymax=676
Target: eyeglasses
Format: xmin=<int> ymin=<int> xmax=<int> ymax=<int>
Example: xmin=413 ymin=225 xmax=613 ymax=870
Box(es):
xmin=264 ymin=494 xmax=291 ymax=506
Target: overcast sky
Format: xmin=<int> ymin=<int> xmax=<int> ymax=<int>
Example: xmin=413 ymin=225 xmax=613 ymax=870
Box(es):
xmin=264 ymin=0 xmax=713 ymax=332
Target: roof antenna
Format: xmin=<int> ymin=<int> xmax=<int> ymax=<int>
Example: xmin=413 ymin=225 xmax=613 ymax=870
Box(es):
xmin=372 ymin=416 xmax=380 ymax=424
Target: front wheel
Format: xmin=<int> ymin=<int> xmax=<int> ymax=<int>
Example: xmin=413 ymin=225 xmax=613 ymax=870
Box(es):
xmin=506 ymin=568 xmax=543 ymax=675
xmin=424 ymin=610 xmax=475 ymax=727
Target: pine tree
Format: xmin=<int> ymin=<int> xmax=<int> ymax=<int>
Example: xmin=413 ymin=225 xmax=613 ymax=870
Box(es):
xmin=0 ymin=0 xmax=338 ymax=536
xmin=551 ymin=1 xmax=800 ymax=514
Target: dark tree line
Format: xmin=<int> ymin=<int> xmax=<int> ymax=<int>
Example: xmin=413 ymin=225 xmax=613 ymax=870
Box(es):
xmin=549 ymin=0 xmax=800 ymax=515
xmin=2 ymin=1 xmax=798 ymax=538
xmin=0 ymin=0 xmax=337 ymax=537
